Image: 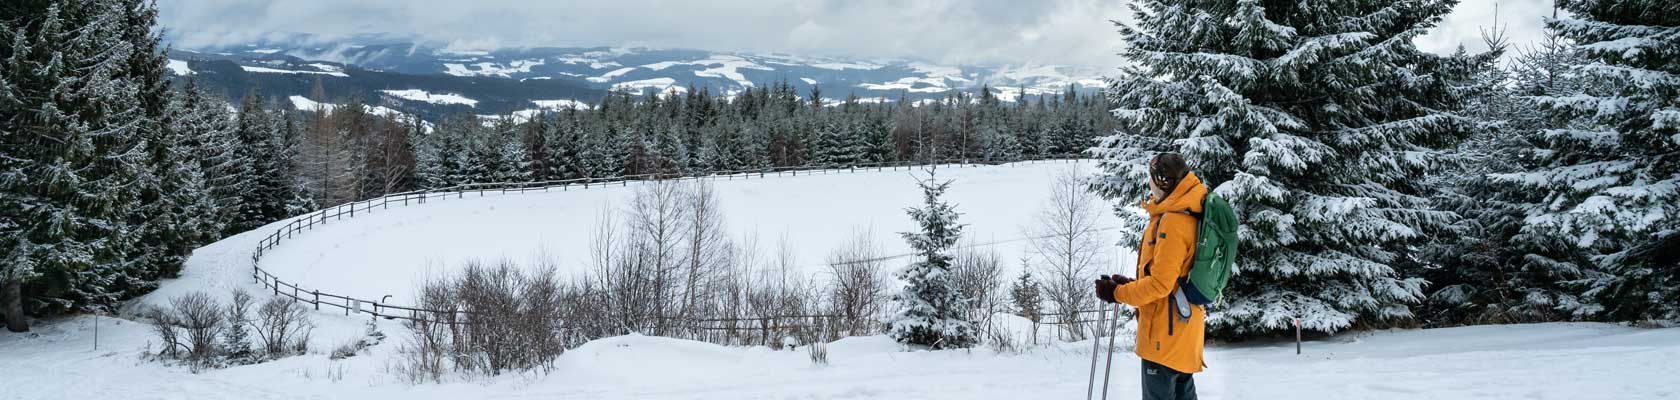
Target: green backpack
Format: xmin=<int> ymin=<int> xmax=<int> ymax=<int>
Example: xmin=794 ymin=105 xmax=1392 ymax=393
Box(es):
xmin=1177 ymin=191 xmax=1238 ymax=306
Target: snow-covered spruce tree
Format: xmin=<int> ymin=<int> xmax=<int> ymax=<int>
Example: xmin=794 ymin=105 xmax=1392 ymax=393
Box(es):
xmin=1418 ymin=23 xmax=1600 ymax=325
xmin=1492 ymin=0 xmax=1680 ymax=321
xmin=230 ymin=90 xmax=282 ymax=233
xmin=889 ymin=168 xmax=976 ymax=349
xmin=1 ymin=1 xmax=154 ymax=328
xmin=174 ymin=82 xmax=244 ymax=236
xmin=1092 ymin=0 xmax=1478 ymax=337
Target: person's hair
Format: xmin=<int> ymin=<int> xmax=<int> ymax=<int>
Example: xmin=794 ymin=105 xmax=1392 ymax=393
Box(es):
xmin=1149 ymin=153 xmax=1190 ymax=195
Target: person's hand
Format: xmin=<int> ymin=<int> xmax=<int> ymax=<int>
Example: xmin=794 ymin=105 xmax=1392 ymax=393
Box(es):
xmin=1094 ymin=275 xmax=1120 ymax=303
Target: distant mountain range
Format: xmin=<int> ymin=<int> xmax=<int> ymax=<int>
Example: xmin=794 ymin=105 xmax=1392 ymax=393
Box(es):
xmin=166 ymin=38 xmax=1109 ymax=121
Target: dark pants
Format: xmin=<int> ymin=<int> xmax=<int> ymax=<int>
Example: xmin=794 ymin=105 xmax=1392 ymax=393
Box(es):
xmin=1142 ymin=359 xmax=1197 ymax=400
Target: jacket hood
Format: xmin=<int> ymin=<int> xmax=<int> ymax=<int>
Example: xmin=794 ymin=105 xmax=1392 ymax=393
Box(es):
xmin=1143 ymin=172 xmax=1206 ymax=216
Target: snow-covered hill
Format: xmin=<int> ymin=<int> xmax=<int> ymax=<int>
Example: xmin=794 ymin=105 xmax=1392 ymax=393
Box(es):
xmin=165 ymin=38 xmax=1108 ymax=120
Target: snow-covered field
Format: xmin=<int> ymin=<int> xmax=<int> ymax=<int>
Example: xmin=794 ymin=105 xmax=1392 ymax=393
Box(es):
xmin=5 ymin=161 xmax=1679 ymax=399
xmin=255 ymin=160 xmax=1127 ymax=303
xmin=6 ymin=313 xmax=1677 ymax=399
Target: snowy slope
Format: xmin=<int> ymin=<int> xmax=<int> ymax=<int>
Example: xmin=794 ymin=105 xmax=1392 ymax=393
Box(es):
xmin=252 ymin=161 xmax=1127 ymax=303
xmin=5 ymin=161 xmax=1680 ymax=399
xmin=4 ymin=313 xmax=1677 ymax=399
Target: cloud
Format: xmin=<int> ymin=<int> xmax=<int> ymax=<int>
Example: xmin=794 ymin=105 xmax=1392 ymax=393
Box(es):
xmin=157 ymin=0 xmax=1555 ymax=67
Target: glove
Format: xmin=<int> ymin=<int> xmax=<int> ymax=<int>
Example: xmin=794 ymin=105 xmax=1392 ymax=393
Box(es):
xmin=1094 ymin=275 xmax=1119 ymax=303
xmin=1094 ymin=275 xmax=1135 ymax=304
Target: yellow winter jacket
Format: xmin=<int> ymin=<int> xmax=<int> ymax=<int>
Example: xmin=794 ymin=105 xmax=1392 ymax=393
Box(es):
xmin=1113 ymin=172 xmax=1206 ymax=374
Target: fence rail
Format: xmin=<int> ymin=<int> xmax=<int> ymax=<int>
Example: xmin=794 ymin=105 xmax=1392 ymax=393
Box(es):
xmin=248 ymin=155 xmax=1089 ymax=331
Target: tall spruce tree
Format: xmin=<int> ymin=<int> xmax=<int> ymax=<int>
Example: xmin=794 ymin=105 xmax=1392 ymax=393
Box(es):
xmin=1420 ymin=21 xmax=1595 ymax=325
xmin=2 ymin=0 xmax=155 ymax=329
xmin=888 ymin=168 xmax=976 ymax=349
xmin=1493 ymin=0 xmax=1680 ymax=321
xmin=1092 ymin=0 xmax=1478 ymax=337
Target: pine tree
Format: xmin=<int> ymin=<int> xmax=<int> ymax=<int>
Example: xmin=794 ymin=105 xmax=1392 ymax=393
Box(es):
xmin=2 ymin=1 xmax=154 ymax=328
xmin=889 ymin=169 xmax=976 ymax=349
xmin=1009 ymin=270 xmax=1042 ymax=323
xmin=175 ymin=83 xmax=243 ymax=236
xmin=1492 ymin=0 xmax=1680 ymax=321
xmin=1092 ymin=0 xmax=1477 ymax=337
xmin=1419 ymin=21 xmax=1596 ymax=325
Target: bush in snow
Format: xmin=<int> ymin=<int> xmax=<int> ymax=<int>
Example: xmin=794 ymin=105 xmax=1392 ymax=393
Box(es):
xmin=221 ymin=290 xmax=256 ymax=364
xmin=403 ymin=261 xmax=566 ymax=378
xmin=824 ymin=228 xmax=891 ymax=337
xmin=888 ymin=169 xmax=976 ymax=349
xmin=253 ymin=296 xmax=313 ymax=359
xmin=172 ymin=292 xmax=226 ymax=364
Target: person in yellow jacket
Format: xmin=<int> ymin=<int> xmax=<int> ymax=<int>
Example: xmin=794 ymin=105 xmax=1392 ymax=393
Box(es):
xmin=1095 ymin=153 xmax=1204 ymax=400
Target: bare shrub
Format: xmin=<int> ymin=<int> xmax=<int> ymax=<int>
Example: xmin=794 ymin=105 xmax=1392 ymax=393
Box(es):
xmin=140 ymin=305 xmax=185 ymax=359
xmin=331 ymin=341 xmax=362 ymax=360
xmin=626 ymin=180 xmax=690 ymax=336
xmin=406 ymin=260 xmax=566 ymax=378
xmin=254 ymin=297 xmax=313 ymax=359
xmin=825 ymin=228 xmax=889 ymax=336
xmin=1025 ymin=168 xmax=1108 ymax=340
xmin=952 ymin=245 xmax=1005 ymax=341
xmin=808 ymin=340 xmax=829 ymax=366
xmin=171 ymin=292 xmax=225 ymax=363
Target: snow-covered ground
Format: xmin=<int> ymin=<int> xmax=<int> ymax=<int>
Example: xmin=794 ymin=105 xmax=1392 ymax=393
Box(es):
xmin=4 ymin=161 xmax=1678 ymax=399
xmin=379 ymin=89 xmax=478 ymax=107
xmin=255 ymin=160 xmax=1125 ymax=303
xmin=240 ymin=65 xmax=350 ymax=77
xmin=5 ymin=313 xmax=1676 ymax=399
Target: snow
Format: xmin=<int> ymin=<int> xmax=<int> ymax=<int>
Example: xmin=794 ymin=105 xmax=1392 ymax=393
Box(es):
xmin=287 ymin=95 xmax=408 ymax=119
xmin=611 ymin=77 xmax=687 ymax=94
xmin=254 ymin=161 xmax=1120 ymax=303
xmin=306 ymin=63 xmax=344 ymax=74
xmin=530 ymin=99 xmax=590 ymax=110
xmin=856 ymin=62 xmax=974 ymax=93
xmin=857 ymin=77 xmax=953 ymax=93
xmin=441 ymin=59 xmax=545 ymax=77
xmin=5 ymin=161 xmax=1679 ymax=398
xmin=809 ymin=61 xmax=885 ymax=70
xmin=801 ymin=77 xmax=818 ymax=85
xmin=240 ymin=65 xmax=350 ymax=78
xmin=379 ymin=89 xmax=479 ymax=107
xmin=587 ymin=67 xmax=637 ymax=83
xmin=249 ymin=48 xmax=281 ymax=54
xmin=641 ymin=55 xmax=773 ymax=88
xmin=165 ymin=59 xmax=193 ymax=76
xmin=5 ymin=311 xmax=1677 ymax=399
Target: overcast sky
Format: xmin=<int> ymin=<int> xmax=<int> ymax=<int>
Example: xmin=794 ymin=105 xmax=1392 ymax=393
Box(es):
xmin=158 ymin=0 xmax=1556 ymax=67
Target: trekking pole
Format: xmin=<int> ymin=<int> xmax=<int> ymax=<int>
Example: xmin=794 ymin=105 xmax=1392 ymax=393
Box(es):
xmin=1085 ymin=305 xmax=1108 ymax=400
xmin=1099 ymin=302 xmax=1123 ymax=400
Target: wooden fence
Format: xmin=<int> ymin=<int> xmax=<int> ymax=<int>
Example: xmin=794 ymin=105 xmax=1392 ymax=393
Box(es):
xmin=248 ymin=155 xmax=1089 ymax=335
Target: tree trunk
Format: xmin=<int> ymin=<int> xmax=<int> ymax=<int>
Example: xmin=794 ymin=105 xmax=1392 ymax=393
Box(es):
xmin=5 ymin=277 xmax=26 ymax=332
